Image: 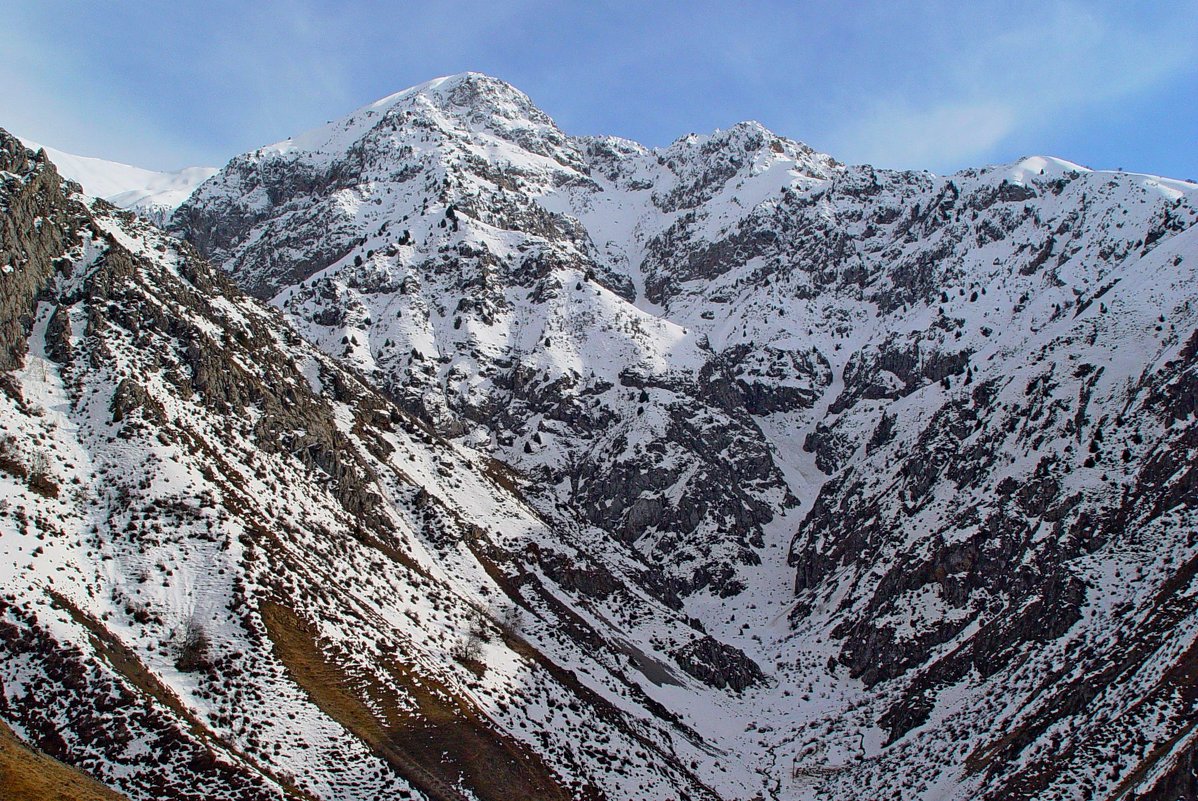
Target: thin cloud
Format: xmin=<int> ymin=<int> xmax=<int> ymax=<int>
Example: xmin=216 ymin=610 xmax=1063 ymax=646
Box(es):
xmin=0 ymin=22 xmax=211 ymax=169
xmin=839 ymin=102 xmax=1016 ymax=171
xmin=1 ymin=1 xmax=1194 ymax=178
xmin=825 ymin=1 xmax=1198 ymax=171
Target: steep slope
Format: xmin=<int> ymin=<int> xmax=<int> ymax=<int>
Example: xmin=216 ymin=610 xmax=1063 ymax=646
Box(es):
xmin=785 ymin=209 xmax=1198 ymax=801
xmin=172 ymin=72 xmax=1198 ymax=800
xmin=0 ymin=130 xmax=771 ymax=801
xmin=20 ymin=138 xmax=216 ymax=223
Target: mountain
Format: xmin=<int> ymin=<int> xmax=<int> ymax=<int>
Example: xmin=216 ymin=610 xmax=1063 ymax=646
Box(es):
xmin=4 ymin=69 xmax=1198 ymax=801
xmin=0 ymin=130 xmax=742 ymax=801
xmin=19 ymin=137 xmax=216 ymax=223
xmin=173 ymin=72 xmax=1198 ymax=800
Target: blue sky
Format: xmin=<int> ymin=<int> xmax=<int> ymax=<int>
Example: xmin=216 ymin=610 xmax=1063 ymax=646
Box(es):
xmin=3 ymin=1 xmax=1196 ymax=178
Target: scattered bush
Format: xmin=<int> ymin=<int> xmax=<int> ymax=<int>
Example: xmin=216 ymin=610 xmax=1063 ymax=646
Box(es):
xmin=174 ymin=613 xmax=211 ymax=672
xmin=26 ymin=450 xmax=57 ymax=498
xmin=497 ymin=603 xmax=525 ymax=637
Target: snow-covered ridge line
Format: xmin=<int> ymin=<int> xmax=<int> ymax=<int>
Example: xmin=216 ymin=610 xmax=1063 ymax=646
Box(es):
xmin=18 ymin=136 xmax=217 ymax=212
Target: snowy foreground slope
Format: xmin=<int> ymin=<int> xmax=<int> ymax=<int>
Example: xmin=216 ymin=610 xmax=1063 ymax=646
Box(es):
xmin=4 ymin=68 xmax=1198 ymax=801
xmin=19 ymin=137 xmax=216 ymax=224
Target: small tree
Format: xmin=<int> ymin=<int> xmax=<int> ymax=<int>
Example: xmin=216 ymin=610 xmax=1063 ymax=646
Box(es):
xmin=452 ymin=609 xmax=494 ymax=672
xmin=497 ymin=603 xmax=524 ymax=637
xmin=468 ymin=609 xmax=491 ymax=643
xmin=174 ymin=611 xmax=211 ymax=672
xmin=27 ymin=450 xmax=58 ymax=498
xmin=452 ymin=627 xmax=484 ymax=667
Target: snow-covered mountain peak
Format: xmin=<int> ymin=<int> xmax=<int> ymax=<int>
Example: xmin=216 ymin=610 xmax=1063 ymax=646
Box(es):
xmin=1006 ymin=154 xmax=1089 ymax=181
xmin=17 ymin=137 xmax=216 ymax=220
xmin=999 ymin=154 xmax=1198 ymax=192
xmin=10 ymin=64 xmax=1198 ymax=799
xmin=650 ymin=120 xmax=839 ymax=208
xmin=955 ymin=154 xmax=1198 ymax=202
xmin=362 ymin=71 xmax=548 ymax=121
xmin=417 ymin=71 xmax=555 ymax=124
xmin=659 ymin=119 xmax=832 ymax=170
xmin=266 ymin=71 xmax=570 ymax=166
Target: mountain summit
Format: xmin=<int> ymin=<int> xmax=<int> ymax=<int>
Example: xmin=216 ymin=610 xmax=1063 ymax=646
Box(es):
xmin=267 ymin=72 xmax=566 ymax=160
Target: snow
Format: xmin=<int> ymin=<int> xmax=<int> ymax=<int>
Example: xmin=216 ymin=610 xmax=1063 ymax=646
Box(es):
xmin=18 ymin=137 xmax=216 ymax=210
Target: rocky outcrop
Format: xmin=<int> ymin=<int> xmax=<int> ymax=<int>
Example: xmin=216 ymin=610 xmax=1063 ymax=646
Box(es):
xmin=671 ymin=635 xmax=765 ymax=692
xmin=829 ymin=336 xmax=972 ymax=414
xmin=0 ymin=134 xmax=82 ymax=370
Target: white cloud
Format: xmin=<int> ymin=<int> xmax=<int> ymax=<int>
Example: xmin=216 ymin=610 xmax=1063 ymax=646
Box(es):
xmin=837 ymin=101 xmax=1016 ymax=171
xmin=823 ymin=0 xmax=1198 ymax=172
xmin=0 ymin=9 xmax=219 ymax=169
xmin=2 ymin=0 xmax=1195 ymax=174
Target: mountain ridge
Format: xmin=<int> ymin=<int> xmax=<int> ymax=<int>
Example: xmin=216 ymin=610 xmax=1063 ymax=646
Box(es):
xmin=17 ymin=137 xmax=217 ymax=220
xmin=173 ymin=72 xmax=1198 ymax=800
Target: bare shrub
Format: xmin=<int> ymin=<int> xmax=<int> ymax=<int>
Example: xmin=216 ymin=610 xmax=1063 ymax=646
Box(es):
xmin=496 ymin=602 xmax=525 ymax=637
xmin=174 ymin=611 xmax=211 ymax=672
xmin=26 ymin=450 xmax=58 ymax=498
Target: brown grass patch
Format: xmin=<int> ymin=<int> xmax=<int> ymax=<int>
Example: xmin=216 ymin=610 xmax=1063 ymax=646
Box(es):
xmin=0 ymin=716 xmax=128 ymax=801
xmin=481 ymin=457 xmax=526 ymax=499
xmin=260 ymin=600 xmax=577 ymax=801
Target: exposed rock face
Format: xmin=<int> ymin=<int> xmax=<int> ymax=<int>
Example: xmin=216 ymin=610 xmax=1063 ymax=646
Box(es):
xmin=671 ymin=635 xmax=765 ymax=692
xmin=0 ymin=137 xmax=83 ymax=370
xmin=827 ymin=335 xmax=971 ymax=414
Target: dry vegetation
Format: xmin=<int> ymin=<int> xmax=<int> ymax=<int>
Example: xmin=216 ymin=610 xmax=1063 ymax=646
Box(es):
xmin=0 ymin=717 xmax=128 ymax=801
xmin=260 ymin=600 xmax=578 ymax=801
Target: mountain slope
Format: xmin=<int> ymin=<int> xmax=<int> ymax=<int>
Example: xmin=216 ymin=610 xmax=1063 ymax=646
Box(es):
xmin=172 ymin=72 xmax=1198 ymax=801
xmin=0 ymin=129 xmax=761 ymax=801
xmin=6 ymin=69 xmax=1198 ymax=801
